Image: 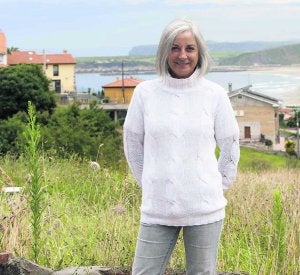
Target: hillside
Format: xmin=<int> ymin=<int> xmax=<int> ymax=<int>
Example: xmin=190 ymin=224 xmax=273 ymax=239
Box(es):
xmin=128 ymin=40 xmax=298 ymax=56
xmin=218 ymin=43 xmax=300 ymax=66
xmin=75 ymin=42 xmax=300 ymax=74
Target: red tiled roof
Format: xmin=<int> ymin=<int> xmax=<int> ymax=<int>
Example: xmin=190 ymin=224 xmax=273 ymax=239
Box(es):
xmin=279 ymin=108 xmax=293 ymax=114
xmin=0 ymin=31 xmax=6 ymax=53
xmin=102 ymin=77 xmax=143 ymax=88
xmin=7 ymin=51 xmax=76 ymax=65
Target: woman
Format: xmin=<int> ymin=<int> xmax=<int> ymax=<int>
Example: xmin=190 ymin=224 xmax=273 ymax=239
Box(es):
xmin=123 ymin=18 xmax=240 ymax=275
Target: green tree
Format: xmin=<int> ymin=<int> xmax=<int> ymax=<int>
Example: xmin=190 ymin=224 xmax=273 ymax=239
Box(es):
xmin=7 ymin=46 xmax=19 ymax=54
xmin=0 ymin=113 xmax=26 ymax=155
xmin=0 ymin=64 xmax=56 ymax=119
xmin=42 ymin=104 xmax=122 ymax=167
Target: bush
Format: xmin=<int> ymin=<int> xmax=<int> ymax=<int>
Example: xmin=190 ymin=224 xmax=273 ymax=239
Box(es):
xmin=285 ymin=140 xmax=296 ymax=157
xmin=265 ymin=139 xmax=273 ymax=148
xmin=42 ymin=104 xmax=123 ymax=167
xmin=0 ymin=114 xmax=26 ymax=155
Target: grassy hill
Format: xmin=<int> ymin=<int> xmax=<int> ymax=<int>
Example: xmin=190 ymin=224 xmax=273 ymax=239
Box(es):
xmin=76 ymin=42 xmax=300 ymax=70
xmin=218 ymin=43 xmax=300 ymax=66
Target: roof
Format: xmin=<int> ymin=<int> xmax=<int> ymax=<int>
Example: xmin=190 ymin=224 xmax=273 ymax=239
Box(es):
xmin=279 ymin=108 xmax=294 ymax=114
xmin=102 ymin=77 xmax=143 ymax=88
xmin=0 ymin=31 xmax=6 ymax=53
xmin=7 ymin=50 xmax=76 ymax=65
xmin=228 ymin=85 xmax=282 ymax=107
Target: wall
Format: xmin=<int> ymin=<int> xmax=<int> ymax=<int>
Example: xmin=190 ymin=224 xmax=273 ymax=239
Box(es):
xmin=104 ymin=87 xmax=134 ymax=104
xmin=230 ymin=95 xmax=279 ymax=143
xmin=45 ymin=64 xmax=75 ymax=93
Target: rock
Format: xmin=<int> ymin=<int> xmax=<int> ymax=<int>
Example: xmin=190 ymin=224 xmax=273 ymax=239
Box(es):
xmin=0 ymin=257 xmax=52 ymax=275
xmin=0 ymin=253 xmax=13 ymax=265
xmin=52 ymin=266 xmax=129 ymax=275
xmin=0 ymin=257 xmax=243 ymax=275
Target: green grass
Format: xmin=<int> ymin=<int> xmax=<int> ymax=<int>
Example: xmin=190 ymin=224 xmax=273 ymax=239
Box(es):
xmin=239 ymin=147 xmax=292 ymax=171
xmin=0 ymin=148 xmax=299 ymax=274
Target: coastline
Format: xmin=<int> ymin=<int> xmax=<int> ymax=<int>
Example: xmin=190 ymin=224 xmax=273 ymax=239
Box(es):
xmin=76 ymin=64 xmax=300 ymax=75
xmin=75 ymin=65 xmax=300 ymax=106
xmin=245 ymin=65 xmax=300 ymax=106
xmin=211 ymin=65 xmax=300 ymax=74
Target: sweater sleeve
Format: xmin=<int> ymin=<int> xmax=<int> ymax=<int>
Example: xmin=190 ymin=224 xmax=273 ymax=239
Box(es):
xmin=123 ymin=87 xmax=145 ymax=187
xmin=214 ymin=90 xmax=240 ymax=190
xmin=123 ymin=129 xmax=144 ymax=187
xmin=217 ymin=135 xmax=240 ymax=190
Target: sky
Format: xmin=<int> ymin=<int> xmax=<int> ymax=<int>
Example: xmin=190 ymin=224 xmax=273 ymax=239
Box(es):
xmin=1 ymin=0 xmax=300 ymax=56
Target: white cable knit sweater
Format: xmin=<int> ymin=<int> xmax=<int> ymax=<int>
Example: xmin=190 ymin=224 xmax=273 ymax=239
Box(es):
xmin=123 ymin=69 xmax=240 ymax=226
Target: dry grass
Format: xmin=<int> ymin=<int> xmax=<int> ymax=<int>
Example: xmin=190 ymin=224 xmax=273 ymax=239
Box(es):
xmin=0 ymin=156 xmax=299 ymax=274
xmin=218 ymin=169 xmax=300 ymax=274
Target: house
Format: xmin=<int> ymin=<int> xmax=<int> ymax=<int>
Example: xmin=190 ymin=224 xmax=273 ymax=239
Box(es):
xmin=228 ymin=85 xmax=282 ymax=144
xmin=0 ymin=30 xmax=7 ymax=67
xmin=7 ymin=50 xmax=76 ymax=93
xmin=102 ymin=77 xmax=143 ymax=104
xmin=279 ymin=107 xmax=294 ymax=121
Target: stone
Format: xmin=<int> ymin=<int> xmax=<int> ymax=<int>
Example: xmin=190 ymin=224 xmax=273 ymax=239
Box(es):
xmin=0 ymin=256 xmax=243 ymax=275
xmin=0 ymin=252 xmax=12 ymax=265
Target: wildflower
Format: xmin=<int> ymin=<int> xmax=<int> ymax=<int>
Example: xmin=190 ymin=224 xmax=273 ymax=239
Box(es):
xmin=89 ymin=161 xmax=100 ymax=170
xmin=53 ymin=219 xmax=61 ymax=229
xmin=112 ymin=204 xmax=126 ymax=214
xmin=24 ymin=173 xmax=32 ymax=183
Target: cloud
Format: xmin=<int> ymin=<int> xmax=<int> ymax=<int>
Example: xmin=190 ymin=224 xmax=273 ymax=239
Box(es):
xmin=166 ymin=0 xmax=300 ymax=4
xmin=122 ymin=0 xmax=153 ymax=4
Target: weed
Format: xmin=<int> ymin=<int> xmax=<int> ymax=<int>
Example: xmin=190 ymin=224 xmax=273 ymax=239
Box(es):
xmin=23 ymin=102 xmax=44 ymax=262
xmin=272 ymin=189 xmax=286 ymax=274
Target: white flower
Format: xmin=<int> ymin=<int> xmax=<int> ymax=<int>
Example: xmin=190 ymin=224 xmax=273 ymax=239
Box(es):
xmin=89 ymin=161 xmax=100 ymax=170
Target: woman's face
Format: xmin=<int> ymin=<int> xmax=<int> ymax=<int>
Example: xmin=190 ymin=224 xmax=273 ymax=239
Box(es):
xmin=167 ymin=31 xmax=199 ymax=79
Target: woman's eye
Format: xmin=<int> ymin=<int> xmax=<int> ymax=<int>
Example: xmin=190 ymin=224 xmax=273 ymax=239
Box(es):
xmin=171 ymin=46 xmax=180 ymax=51
xmin=186 ymin=46 xmax=195 ymax=52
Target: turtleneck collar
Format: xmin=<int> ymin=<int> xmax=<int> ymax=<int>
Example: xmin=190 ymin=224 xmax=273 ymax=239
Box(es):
xmin=161 ymin=68 xmax=203 ymax=90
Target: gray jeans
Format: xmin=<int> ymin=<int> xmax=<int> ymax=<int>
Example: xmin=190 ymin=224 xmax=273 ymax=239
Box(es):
xmin=132 ymin=220 xmax=223 ymax=275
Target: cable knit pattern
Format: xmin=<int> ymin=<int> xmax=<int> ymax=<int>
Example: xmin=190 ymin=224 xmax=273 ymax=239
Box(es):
xmin=123 ymin=130 xmax=144 ymax=187
xmin=123 ymin=69 xmax=240 ymax=226
xmin=217 ymin=135 xmax=240 ymax=190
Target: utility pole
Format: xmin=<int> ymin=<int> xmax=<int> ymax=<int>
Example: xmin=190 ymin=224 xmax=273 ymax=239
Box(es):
xmin=42 ymin=49 xmax=46 ymax=72
xmin=296 ymin=109 xmax=300 ymax=157
xmin=121 ymin=61 xmax=125 ymax=104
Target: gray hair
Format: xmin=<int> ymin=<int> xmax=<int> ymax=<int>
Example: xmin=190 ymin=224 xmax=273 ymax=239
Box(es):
xmin=155 ymin=19 xmax=211 ymax=77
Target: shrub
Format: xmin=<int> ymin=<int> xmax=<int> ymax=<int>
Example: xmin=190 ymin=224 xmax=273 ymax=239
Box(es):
xmin=42 ymin=104 xmax=123 ymax=167
xmin=0 ymin=114 xmax=26 ymax=155
xmin=260 ymin=134 xmax=266 ymax=143
xmin=285 ymin=140 xmax=296 ymax=157
xmin=265 ymin=139 xmax=273 ymax=148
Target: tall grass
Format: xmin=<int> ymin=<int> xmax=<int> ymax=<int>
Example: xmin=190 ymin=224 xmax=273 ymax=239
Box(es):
xmin=0 ymin=149 xmax=299 ymax=274
xmin=272 ymin=189 xmax=286 ymax=274
xmin=23 ymin=102 xmax=44 ymax=262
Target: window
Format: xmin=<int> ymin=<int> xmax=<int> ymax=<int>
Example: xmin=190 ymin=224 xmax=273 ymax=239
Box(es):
xmin=53 ymin=64 xmax=59 ymax=76
xmin=52 ymin=80 xmax=61 ymax=93
xmin=234 ymin=110 xmax=244 ymax=117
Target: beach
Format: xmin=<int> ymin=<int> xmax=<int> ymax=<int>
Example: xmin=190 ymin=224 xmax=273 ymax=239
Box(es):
xmin=244 ymin=65 xmax=300 ymax=106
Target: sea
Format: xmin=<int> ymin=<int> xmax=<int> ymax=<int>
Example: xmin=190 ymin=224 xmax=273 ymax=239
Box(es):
xmin=76 ymin=70 xmax=300 ymax=106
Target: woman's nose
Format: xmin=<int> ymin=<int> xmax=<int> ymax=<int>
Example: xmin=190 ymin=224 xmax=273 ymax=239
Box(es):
xmin=179 ymin=49 xmax=187 ymax=58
